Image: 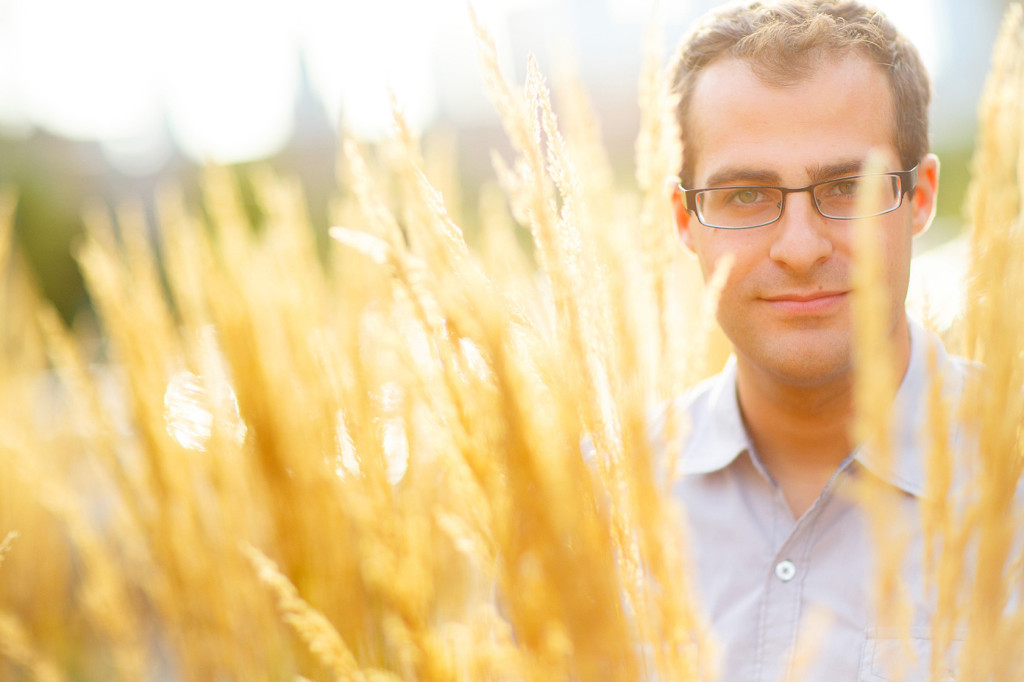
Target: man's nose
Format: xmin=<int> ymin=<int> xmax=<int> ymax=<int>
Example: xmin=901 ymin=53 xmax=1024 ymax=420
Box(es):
xmin=768 ymin=190 xmax=834 ymax=272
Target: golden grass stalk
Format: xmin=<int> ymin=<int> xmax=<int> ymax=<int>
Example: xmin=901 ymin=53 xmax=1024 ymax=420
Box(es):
xmin=956 ymin=4 xmax=1024 ymax=678
xmin=243 ymin=544 xmax=383 ymax=682
xmin=0 ymin=190 xmax=15 ymax=308
xmin=0 ymin=611 xmax=64 ymax=682
xmin=552 ymin=62 xmax=615 ymax=226
xmin=851 ymin=152 xmax=915 ymax=680
xmin=920 ymin=343 xmax=970 ymax=681
xmin=0 ymin=532 xmax=15 ymax=570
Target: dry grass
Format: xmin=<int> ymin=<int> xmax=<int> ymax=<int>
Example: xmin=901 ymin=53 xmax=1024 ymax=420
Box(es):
xmin=851 ymin=6 xmax=1024 ymax=681
xmin=0 ymin=6 xmax=1022 ymax=681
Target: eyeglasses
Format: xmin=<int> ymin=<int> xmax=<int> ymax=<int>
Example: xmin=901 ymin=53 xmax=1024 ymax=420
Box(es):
xmin=679 ymin=167 xmax=918 ymax=229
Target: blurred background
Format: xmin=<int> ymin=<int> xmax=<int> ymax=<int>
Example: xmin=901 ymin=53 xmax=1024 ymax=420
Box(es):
xmin=0 ymin=0 xmax=1009 ymax=327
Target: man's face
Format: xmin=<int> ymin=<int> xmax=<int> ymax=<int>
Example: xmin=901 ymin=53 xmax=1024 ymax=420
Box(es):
xmin=672 ymin=54 xmax=939 ymax=388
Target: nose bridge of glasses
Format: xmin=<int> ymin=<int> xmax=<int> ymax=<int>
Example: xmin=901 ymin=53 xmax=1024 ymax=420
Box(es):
xmin=781 ymin=185 xmax=824 ymax=219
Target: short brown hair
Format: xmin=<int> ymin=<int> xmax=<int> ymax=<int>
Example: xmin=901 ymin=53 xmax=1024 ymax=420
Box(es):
xmin=670 ymin=0 xmax=931 ymax=187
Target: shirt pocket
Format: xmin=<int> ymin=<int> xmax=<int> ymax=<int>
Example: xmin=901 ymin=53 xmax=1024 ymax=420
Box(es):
xmin=858 ymin=627 xmax=963 ymax=682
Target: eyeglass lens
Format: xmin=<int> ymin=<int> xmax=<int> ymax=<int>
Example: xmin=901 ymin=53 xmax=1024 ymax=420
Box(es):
xmin=697 ymin=174 xmax=902 ymax=228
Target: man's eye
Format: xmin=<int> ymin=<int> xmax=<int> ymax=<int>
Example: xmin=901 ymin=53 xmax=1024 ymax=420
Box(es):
xmin=728 ymin=189 xmax=764 ymax=204
xmin=828 ymin=179 xmax=861 ymax=196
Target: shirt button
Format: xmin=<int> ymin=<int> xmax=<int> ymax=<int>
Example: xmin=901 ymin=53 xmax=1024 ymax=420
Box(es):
xmin=775 ymin=560 xmax=797 ymax=582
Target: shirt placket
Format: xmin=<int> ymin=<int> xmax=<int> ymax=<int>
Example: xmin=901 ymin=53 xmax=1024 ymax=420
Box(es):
xmin=752 ymin=467 xmax=843 ymax=682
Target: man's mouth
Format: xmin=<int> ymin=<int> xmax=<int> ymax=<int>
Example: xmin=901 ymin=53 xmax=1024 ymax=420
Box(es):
xmin=761 ymin=290 xmax=850 ymax=314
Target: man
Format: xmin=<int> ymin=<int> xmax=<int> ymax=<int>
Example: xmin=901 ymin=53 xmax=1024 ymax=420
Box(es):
xmin=662 ymin=1 xmax=971 ymax=679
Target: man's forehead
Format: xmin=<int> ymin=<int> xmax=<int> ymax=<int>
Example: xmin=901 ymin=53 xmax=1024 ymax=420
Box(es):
xmin=685 ymin=53 xmax=898 ymax=185
xmin=694 ymin=44 xmax=879 ymax=87
xmin=688 ymin=52 xmax=891 ymax=114
xmin=701 ymin=158 xmax=885 ymax=188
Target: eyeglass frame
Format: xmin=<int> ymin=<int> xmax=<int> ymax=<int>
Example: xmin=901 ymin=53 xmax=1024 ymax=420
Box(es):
xmin=678 ymin=166 xmax=919 ymax=230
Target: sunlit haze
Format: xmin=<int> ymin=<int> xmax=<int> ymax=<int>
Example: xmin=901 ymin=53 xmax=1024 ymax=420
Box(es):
xmin=0 ymin=0 xmax=953 ymax=166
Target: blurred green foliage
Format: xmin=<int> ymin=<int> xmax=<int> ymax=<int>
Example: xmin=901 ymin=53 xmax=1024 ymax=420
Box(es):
xmin=0 ymin=126 xmax=978 ymax=330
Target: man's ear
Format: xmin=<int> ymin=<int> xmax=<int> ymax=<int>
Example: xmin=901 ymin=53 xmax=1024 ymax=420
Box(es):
xmin=671 ymin=184 xmax=697 ymax=253
xmin=911 ymin=153 xmax=940 ymax=237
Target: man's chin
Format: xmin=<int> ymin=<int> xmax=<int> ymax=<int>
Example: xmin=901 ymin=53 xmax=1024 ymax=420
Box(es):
xmin=767 ymin=357 xmax=854 ymax=388
xmin=736 ymin=332 xmax=853 ymax=388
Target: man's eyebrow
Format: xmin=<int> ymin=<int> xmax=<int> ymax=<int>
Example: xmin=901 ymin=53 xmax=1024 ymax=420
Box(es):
xmin=702 ymin=168 xmax=782 ymax=187
xmin=700 ymin=160 xmax=870 ymax=189
xmin=806 ymin=160 xmax=864 ymax=182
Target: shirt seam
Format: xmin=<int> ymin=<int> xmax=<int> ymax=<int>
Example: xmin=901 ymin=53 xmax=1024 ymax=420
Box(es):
xmin=782 ymin=488 xmax=833 ymax=680
xmin=754 ymin=482 xmax=783 ymax=682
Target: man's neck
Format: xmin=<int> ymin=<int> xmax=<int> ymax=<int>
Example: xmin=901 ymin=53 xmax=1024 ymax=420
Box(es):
xmin=736 ymin=361 xmax=855 ymax=483
xmin=734 ymin=325 xmax=913 ymax=518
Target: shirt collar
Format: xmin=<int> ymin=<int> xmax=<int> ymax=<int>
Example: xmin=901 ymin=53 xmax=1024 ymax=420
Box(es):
xmin=672 ymin=317 xmax=970 ymax=497
xmin=673 ymin=356 xmax=751 ymax=475
xmin=852 ymin=316 xmax=971 ymax=498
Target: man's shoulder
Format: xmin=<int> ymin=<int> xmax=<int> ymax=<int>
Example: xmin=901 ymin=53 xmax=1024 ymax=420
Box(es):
xmin=649 ymin=362 xmax=732 ymax=446
xmin=907 ymin=317 xmax=980 ymax=394
xmin=649 ymin=360 xmax=749 ymax=477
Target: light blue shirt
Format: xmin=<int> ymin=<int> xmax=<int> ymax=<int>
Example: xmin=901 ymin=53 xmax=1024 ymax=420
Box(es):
xmin=657 ymin=318 xmax=975 ymax=681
